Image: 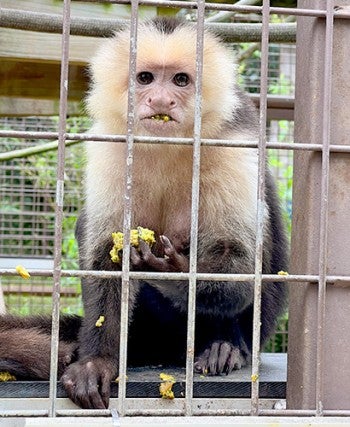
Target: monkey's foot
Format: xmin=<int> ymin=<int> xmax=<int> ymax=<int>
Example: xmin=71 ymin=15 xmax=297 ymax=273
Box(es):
xmin=61 ymin=357 xmax=116 ymax=409
xmin=194 ymin=341 xmax=249 ymax=375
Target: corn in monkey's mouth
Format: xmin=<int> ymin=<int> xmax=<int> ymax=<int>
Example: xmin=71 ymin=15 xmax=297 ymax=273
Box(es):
xmin=150 ymin=114 xmax=172 ymax=122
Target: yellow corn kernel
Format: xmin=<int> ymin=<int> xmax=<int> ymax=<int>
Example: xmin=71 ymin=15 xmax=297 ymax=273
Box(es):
xmin=159 ymin=373 xmax=176 ymax=400
xmin=15 ymin=265 xmax=30 ymax=279
xmin=0 ymin=372 xmax=16 ymax=382
xmin=110 ymin=227 xmax=156 ymax=263
xmin=251 ymin=374 xmax=259 ymax=382
xmin=277 ymin=270 xmax=289 ymax=276
xmin=95 ymin=315 xmax=105 ymax=327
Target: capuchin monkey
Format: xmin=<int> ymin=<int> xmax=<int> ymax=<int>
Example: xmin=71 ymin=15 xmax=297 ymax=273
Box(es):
xmin=0 ymin=17 xmax=288 ymax=409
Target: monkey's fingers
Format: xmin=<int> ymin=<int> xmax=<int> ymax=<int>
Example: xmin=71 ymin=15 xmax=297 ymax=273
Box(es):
xmin=100 ymin=368 xmax=112 ymax=409
xmin=194 ymin=341 xmax=248 ymax=376
xmin=61 ymin=358 xmax=114 ymax=409
xmin=203 ymin=342 xmax=219 ymax=374
xmin=134 ymin=237 xmax=189 ymax=272
xmin=194 ymin=348 xmax=211 ymax=374
xmin=136 ymin=239 xmax=169 ymax=271
xmin=213 ymin=342 xmax=228 ymax=374
xmin=225 ymin=346 xmax=246 ymax=372
xmin=130 ymin=246 xmax=147 ymax=270
xmin=159 ymin=235 xmax=175 ymax=255
xmin=62 ymin=364 xmax=105 ymax=409
xmin=128 ymin=244 xmax=155 ymax=270
xmin=160 ymin=235 xmax=189 ymax=272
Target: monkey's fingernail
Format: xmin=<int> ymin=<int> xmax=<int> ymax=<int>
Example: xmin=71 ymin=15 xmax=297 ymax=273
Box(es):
xmin=160 ymin=235 xmax=170 ymax=245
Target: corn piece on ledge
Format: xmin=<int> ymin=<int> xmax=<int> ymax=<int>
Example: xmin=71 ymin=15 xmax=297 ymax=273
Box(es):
xmin=159 ymin=373 xmax=176 ymax=399
xmin=110 ymin=227 xmax=156 ymax=264
xmin=0 ymin=372 xmax=16 ymax=381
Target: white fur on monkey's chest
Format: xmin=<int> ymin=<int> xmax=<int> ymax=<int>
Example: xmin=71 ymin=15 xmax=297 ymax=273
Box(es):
xmin=131 ymin=172 xmax=192 ymax=240
xmin=86 ymin=141 xmax=258 ymax=246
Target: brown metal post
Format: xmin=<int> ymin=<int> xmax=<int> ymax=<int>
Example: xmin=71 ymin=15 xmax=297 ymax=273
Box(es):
xmin=287 ymin=0 xmax=350 ymax=410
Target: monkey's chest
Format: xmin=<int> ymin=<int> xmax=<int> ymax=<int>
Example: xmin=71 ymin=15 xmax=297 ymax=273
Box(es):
xmin=131 ymin=180 xmax=192 ymax=252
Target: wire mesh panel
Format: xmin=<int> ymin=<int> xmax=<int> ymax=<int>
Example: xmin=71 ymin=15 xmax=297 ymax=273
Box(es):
xmin=0 ymin=117 xmax=87 ymax=314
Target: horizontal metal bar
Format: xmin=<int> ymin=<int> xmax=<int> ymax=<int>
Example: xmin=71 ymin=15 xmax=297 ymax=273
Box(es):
xmin=0 ymin=410 xmax=49 ymax=417
xmin=1 ymin=267 xmax=350 ymax=285
xmin=3 ymin=5 xmax=346 ymax=42
xmin=3 ymin=406 xmax=350 ymax=418
xmin=260 ymin=409 xmax=350 ymax=417
xmin=68 ymin=1 xmax=350 ymax=19
xmin=1 ymin=130 xmax=350 ymax=154
xmin=0 ymin=8 xmax=296 ymax=42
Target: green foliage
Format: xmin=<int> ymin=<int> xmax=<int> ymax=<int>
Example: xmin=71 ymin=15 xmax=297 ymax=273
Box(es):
xmin=264 ymin=312 xmax=288 ymax=353
xmin=269 ymin=121 xmax=293 ymax=234
xmin=62 ymin=216 xmax=79 ymax=270
xmin=237 ymin=42 xmax=294 ymax=97
xmin=6 ymin=292 xmax=83 ymax=316
xmin=0 ymin=117 xmax=88 ymax=258
xmin=1 ymin=117 xmax=87 ymax=315
xmin=269 ymin=74 xmax=294 ymax=96
xmin=237 ymin=43 xmax=261 ymax=93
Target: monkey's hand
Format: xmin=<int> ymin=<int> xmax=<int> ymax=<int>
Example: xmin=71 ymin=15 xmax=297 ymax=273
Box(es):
xmin=131 ymin=235 xmax=189 ymax=272
xmin=194 ymin=341 xmax=250 ymax=375
xmin=61 ymin=357 xmax=117 ymax=409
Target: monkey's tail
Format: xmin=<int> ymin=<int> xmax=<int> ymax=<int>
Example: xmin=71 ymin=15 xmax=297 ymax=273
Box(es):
xmin=0 ymin=314 xmax=82 ymax=380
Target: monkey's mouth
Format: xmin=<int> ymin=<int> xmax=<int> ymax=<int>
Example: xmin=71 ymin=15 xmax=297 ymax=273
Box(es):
xmin=149 ymin=114 xmax=174 ymax=122
xmin=140 ymin=114 xmax=178 ymax=135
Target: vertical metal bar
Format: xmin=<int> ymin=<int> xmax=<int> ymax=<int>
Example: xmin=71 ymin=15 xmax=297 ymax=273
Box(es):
xmin=250 ymin=0 xmax=270 ymax=416
xmin=315 ymin=0 xmax=334 ymax=416
xmin=48 ymin=0 xmax=71 ymax=418
xmin=118 ymin=0 xmax=139 ymax=416
xmin=185 ymin=0 xmax=205 ymax=416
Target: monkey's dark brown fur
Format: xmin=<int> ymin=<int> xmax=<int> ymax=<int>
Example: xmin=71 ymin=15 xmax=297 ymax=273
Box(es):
xmin=0 ymin=315 xmax=80 ymax=378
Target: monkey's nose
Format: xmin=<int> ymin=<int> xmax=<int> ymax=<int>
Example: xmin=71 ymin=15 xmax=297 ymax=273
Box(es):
xmin=146 ymin=94 xmax=177 ymax=110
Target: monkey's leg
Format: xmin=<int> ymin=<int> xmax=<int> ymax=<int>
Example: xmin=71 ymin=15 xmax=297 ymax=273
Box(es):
xmin=128 ymin=282 xmax=187 ymax=367
xmin=193 ymin=279 xmax=287 ymax=376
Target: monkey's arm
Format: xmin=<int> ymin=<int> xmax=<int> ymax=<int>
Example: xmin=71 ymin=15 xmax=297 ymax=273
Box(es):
xmin=61 ymin=276 xmax=122 ymax=409
xmin=61 ymin=216 xmax=137 ymax=409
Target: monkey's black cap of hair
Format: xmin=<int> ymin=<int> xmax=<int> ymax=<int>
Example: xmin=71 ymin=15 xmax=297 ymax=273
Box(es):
xmin=151 ymin=16 xmax=185 ymax=35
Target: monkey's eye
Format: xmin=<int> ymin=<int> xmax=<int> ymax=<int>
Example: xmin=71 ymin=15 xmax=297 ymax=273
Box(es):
xmin=137 ymin=72 xmax=154 ymax=85
xmin=173 ymin=73 xmax=190 ymax=87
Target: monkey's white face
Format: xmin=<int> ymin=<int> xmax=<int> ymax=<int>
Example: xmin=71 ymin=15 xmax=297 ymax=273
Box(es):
xmin=87 ymin=24 xmax=238 ymax=139
xmin=135 ymin=65 xmax=195 ymax=137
